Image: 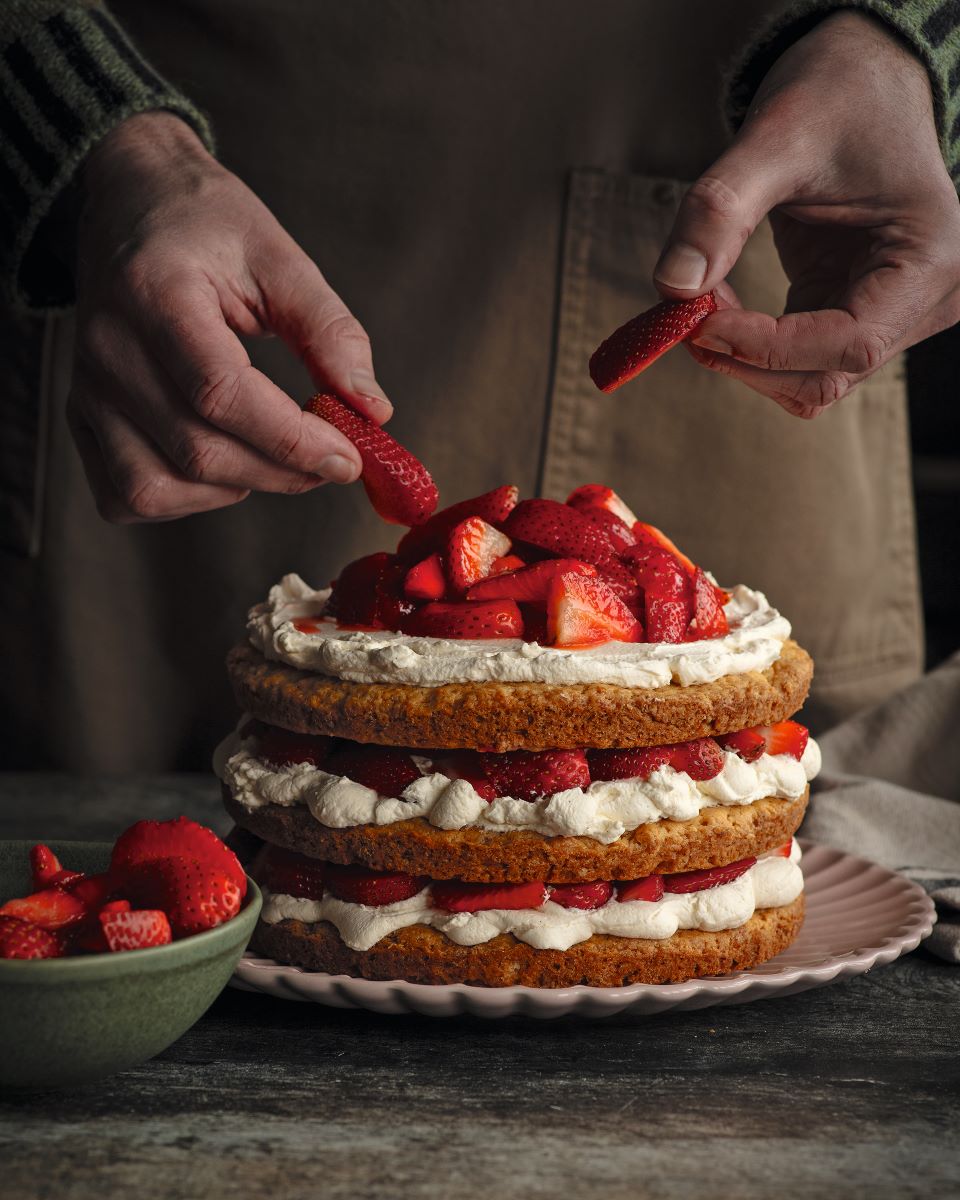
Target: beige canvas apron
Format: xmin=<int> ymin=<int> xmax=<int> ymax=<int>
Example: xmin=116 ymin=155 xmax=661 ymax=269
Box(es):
xmin=1 ymin=1 xmax=922 ymax=768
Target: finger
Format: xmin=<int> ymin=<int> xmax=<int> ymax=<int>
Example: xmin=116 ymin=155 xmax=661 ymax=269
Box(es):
xmin=70 ymin=395 xmax=248 ymax=523
xmin=78 ymin=322 xmax=326 ymax=495
xmin=654 ymin=138 xmax=793 ymax=299
xmin=689 ymin=259 xmax=954 ymax=374
xmin=253 ymin=237 xmax=393 ymax=424
xmin=130 ymin=278 xmax=364 ymax=483
xmin=685 ymin=341 xmax=861 ymax=419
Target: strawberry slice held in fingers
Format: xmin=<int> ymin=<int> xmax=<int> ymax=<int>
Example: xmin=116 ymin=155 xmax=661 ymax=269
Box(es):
xmin=401 ymin=599 xmax=524 ymax=640
xmin=547 ymin=572 xmax=642 ymax=649
xmin=549 ymin=881 xmax=614 ymax=910
xmin=502 ymin=498 xmax=617 ymax=566
xmin=589 ymin=291 xmax=717 ymax=392
xmin=616 ymin=875 xmax=665 ymax=903
xmin=588 ymin=746 xmax=672 ymax=782
xmin=404 ymin=553 xmax=448 ymax=601
xmin=431 ymin=879 xmax=547 ymax=913
xmin=397 ymin=485 xmax=520 ymax=561
xmin=565 ymin=484 xmax=638 ymax=527
xmin=110 ymin=816 xmax=246 ymax=895
xmin=664 ymin=857 xmax=756 ymax=894
xmin=326 ymin=745 xmax=422 ymax=798
xmin=446 ymin=517 xmax=512 ymax=593
xmin=307 ymin=392 xmax=438 ymax=526
xmin=325 ymin=863 xmax=428 ymax=906
xmin=480 ymin=748 xmax=591 ymax=801
xmin=687 ymin=567 xmax=729 ymax=639
xmin=99 ymin=909 xmax=172 ymax=953
xmin=466 ymin=558 xmax=597 ymax=605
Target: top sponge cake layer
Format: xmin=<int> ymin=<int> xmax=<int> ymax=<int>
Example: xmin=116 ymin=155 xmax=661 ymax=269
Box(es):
xmin=227 ymin=639 xmax=813 ymax=751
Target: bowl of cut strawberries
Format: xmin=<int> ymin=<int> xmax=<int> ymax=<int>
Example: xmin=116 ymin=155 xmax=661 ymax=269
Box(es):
xmin=0 ymin=817 xmax=261 ymax=1089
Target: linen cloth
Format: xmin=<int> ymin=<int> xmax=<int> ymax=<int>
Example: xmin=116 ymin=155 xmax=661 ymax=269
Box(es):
xmin=805 ymin=650 xmax=960 ymax=961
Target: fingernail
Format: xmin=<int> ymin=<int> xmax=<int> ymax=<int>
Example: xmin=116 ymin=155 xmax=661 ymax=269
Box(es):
xmin=318 ymin=453 xmax=361 ymax=484
xmin=654 ymin=243 xmax=708 ymax=290
xmin=690 ymin=334 xmax=732 ymax=356
xmin=350 ymin=372 xmax=393 ymax=419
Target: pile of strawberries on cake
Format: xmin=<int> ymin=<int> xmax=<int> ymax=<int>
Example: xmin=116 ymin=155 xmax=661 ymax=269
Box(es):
xmin=304 ymin=482 xmax=730 ymax=649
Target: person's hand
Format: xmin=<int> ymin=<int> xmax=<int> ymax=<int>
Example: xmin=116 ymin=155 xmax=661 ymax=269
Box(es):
xmin=69 ymin=112 xmax=391 ymax=522
xmin=654 ymin=11 xmax=960 ymax=418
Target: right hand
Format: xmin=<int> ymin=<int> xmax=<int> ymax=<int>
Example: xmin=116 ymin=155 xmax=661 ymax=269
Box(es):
xmin=69 ymin=112 xmax=391 ymax=523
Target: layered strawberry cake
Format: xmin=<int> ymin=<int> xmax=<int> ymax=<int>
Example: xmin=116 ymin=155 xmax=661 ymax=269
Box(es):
xmin=217 ymin=473 xmax=818 ymax=987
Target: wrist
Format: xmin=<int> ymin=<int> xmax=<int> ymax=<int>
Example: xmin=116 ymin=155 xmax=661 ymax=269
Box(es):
xmin=82 ymin=112 xmax=216 ymax=208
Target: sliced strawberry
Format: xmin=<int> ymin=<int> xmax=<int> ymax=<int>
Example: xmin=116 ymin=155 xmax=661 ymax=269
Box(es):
xmin=325 ymin=862 xmax=428 ymax=906
xmin=401 ymin=599 xmax=523 ymax=640
xmin=447 ymin=517 xmax=512 ymax=593
xmin=772 ymin=842 xmax=793 ymax=858
xmin=404 ymin=553 xmax=447 ymax=601
xmin=623 ymin=544 xmax=693 ymax=643
xmin=588 ymin=746 xmax=672 ymax=781
xmin=431 ymin=879 xmax=547 ymax=913
xmin=520 ymin=604 xmax=549 ymax=645
xmin=669 ymin=737 xmax=724 ymax=781
xmin=595 ymin=560 xmax=642 ymax=610
xmin=616 ymin=875 xmax=665 ymax=903
xmin=397 ymin=485 xmax=519 ymax=561
xmin=632 ymin=522 xmax=697 ymax=576
xmin=0 ymin=919 xmax=62 ymax=959
xmin=589 ymin=292 xmax=718 ymax=392
xmin=326 ymin=744 xmax=421 ymax=798
xmin=547 ymin=572 xmax=642 ymax=648
xmin=0 ymin=888 xmax=86 ymax=930
xmin=327 ymin=552 xmax=396 ymax=628
xmin=549 ymin=881 xmax=613 ymax=910
xmin=716 ymin=728 xmax=767 ymax=763
xmin=255 ymin=845 xmax=327 ymax=900
xmin=30 ymin=844 xmax=63 ymax=889
xmin=48 ymin=869 xmax=85 ymax=889
xmin=430 ymin=751 xmax=498 ymax=801
xmin=64 ymin=873 xmax=114 ymax=912
xmin=258 ymin=726 xmax=334 ymax=768
xmin=490 ymin=554 xmax=526 ymax=575
xmin=111 ymin=816 xmax=246 ymax=895
xmin=502 ymin=498 xmax=617 ymax=566
xmin=664 ymin=857 xmax=756 ymax=894
xmin=466 ymin=558 xmax=597 ymax=605
xmin=100 ymin=899 xmax=132 ymax=914
xmin=583 ymin=508 xmax=636 ymax=553
xmin=565 ymin=484 xmax=638 ymax=527
xmin=480 ymin=748 xmax=591 ymax=801
xmin=124 ymin=857 xmax=243 ymax=938
xmin=307 ymin=392 xmax=438 ymax=526
xmin=687 ymin=567 xmax=729 ymax=639
xmin=374 ymin=559 xmax=419 ymax=630
xmin=99 ymin=909 xmax=172 ymax=953
xmin=758 ymin=720 xmax=810 ymax=761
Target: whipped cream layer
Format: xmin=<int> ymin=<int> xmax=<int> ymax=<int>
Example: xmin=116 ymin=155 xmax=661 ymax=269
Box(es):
xmin=216 ymin=730 xmax=820 ymax=844
xmin=247 ymin=574 xmax=792 ymax=688
xmin=260 ymin=842 xmax=804 ymax=952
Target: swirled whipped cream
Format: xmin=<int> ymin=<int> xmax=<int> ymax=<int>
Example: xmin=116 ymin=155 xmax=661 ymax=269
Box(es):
xmin=247 ymin=574 xmax=791 ymax=688
xmin=260 ymin=841 xmax=804 ymax=952
xmin=215 ymin=729 xmax=819 ymax=844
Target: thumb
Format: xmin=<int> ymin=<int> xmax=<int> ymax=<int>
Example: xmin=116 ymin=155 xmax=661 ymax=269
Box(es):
xmin=654 ymin=139 xmax=792 ymax=299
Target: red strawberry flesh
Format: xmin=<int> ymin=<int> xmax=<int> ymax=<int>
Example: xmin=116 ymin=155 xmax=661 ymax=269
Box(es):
xmin=0 ymin=887 xmax=86 ymax=930
xmin=100 ymin=909 xmax=172 ymax=953
xmin=30 ymin=844 xmax=63 ymax=889
xmin=566 ymin=484 xmax=638 ymax=527
xmin=717 ymin=728 xmax=766 ymax=763
xmin=664 ymin=857 xmax=756 ymax=894
xmin=307 ymin=392 xmax=438 ymax=526
xmin=480 ymin=748 xmax=591 ymax=801
xmin=123 ymin=856 xmax=243 ymax=937
xmin=548 ymin=572 xmax=641 ymax=648
xmin=404 ymin=553 xmax=447 ymax=601
xmin=430 ymin=879 xmax=547 ymax=913
xmin=401 ymin=599 xmax=523 ymax=640
xmin=589 ymin=292 xmax=718 ymax=392
xmin=326 ymin=745 xmax=422 ymax=798
xmin=397 ymin=485 xmax=519 ymax=561
xmin=588 ymin=746 xmax=672 ymax=781
xmin=616 ymin=875 xmax=665 ymax=903
xmin=325 ymin=863 xmax=427 ymax=906
xmin=258 ymin=726 xmax=334 ymax=768
xmin=255 ymin=845 xmax=327 ymax=900
xmin=111 ymin=816 xmax=246 ymax=895
xmin=447 ymin=517 xmax=511 ymax=593
xmin=466 ymin=558 xmax=597 ymax=605
xmin=669 ymin=737 xmax=724 ymax=781
xmin=687 ymin=567 xmax=730 ymax=639
xmin=549 ymin=881 xmax=613 ymax=910
xmin=502 ymin=498 xmax=617 ymax=566
xmin=0 ymin=920 xmax=62 ymax=959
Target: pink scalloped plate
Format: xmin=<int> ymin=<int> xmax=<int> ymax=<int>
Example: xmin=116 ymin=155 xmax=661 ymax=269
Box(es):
xmin=229 ymin=841 xmax=936 ymax=1018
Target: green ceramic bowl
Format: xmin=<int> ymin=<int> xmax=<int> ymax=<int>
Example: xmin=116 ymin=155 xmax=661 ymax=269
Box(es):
xmin=0 ymin=840 xmax=261 ymax=1089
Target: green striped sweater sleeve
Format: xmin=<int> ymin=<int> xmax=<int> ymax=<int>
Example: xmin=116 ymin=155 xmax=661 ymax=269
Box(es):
xmin=0 ymin=0 xmax=214 ymax=310
xmin=728 ymin=0 xmax=960 ymax=184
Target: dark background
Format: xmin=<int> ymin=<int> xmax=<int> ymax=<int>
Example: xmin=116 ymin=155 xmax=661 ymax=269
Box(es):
xmin=907 ymin=324 xmax=960 ymax=670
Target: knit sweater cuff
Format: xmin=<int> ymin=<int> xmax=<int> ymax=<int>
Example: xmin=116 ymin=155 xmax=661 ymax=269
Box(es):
xmin=0 ymin=2 xmax=214 ymax=311
xmin=727 ymin=1 xmax=960 ymax=185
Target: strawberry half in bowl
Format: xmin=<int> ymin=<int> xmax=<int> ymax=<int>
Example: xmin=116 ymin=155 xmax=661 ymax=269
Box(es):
xmin=0 ymin=826 xmax=261 ymax=1090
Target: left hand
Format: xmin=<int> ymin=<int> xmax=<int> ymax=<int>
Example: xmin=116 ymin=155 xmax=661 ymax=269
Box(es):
xmin=653 ymin=11 xmax=960 ymax=418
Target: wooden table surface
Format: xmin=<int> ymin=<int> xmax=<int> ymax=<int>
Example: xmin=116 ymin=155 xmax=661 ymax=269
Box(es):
xmin=1 ymin=774 xmax=957 ymax=1200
